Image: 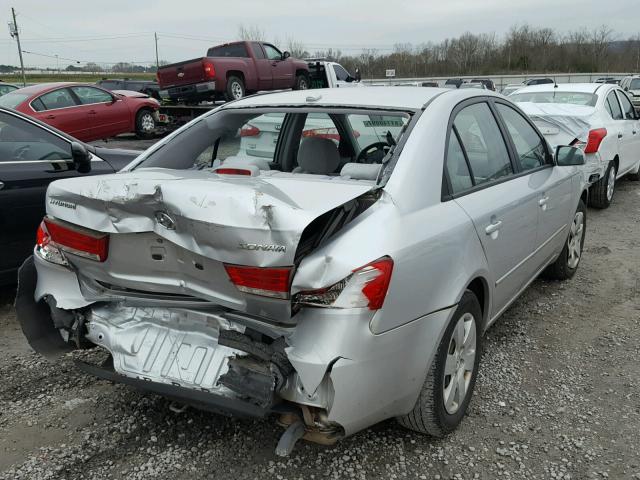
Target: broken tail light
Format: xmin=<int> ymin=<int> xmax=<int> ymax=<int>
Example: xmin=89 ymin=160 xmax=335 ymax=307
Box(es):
xmin=224 ymin=264 xmax=293 ymax=299
xmin=582 ymin=128 xmax=607 ymax=154
xmin=294 ymin=256 xmax=394 ymax=310
xmin=36 ymin=217 xmax=109 ymax=264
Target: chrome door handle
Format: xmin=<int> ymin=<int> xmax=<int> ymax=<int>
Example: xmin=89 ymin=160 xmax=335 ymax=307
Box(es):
xmin=539 ymin=196 xmax=549 ymax=207
xmin=485 ymin=220 xmax=502 ymax=235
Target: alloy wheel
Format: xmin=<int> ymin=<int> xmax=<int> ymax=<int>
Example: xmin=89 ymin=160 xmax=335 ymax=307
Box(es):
xmin=606 ymin=166 xmax=616 ymax=201
xmin=140 ymin=113 xmax=155 ymax=133
xmin=567 ymin=211 xmax=584 ymax=269
xmin=443 ymin=312 xmax=477 ymax=415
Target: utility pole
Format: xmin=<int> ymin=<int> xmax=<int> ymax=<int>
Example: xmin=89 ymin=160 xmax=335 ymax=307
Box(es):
xmin=10 ymin=7 xmax=26 ymax=86
xmin=154 ymin=32 xmax=159 ymax=70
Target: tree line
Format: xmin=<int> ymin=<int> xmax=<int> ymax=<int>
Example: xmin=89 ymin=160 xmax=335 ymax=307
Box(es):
xmin=306 ymin=25 xmax=640 ymax=79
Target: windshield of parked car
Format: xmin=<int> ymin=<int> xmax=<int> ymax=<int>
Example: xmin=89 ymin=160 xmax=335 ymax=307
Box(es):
xmin=511 ymin=91 xmax=597 ymax=106
xmin=133 ymin=108 xmax=411 ymax=179
xmin=0 ymin=92 xmax=30 ymax=109
xmin=630 ymin=79 xmax=640 ymax=89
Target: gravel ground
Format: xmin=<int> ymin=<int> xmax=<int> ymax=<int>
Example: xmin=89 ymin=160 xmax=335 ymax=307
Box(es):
xmin=1 ymin=174 xmax=639 ymax=479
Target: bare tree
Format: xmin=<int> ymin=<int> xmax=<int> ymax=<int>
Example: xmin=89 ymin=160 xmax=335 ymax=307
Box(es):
xmin=237 ymin=24 xmax=266 ymax=41
xmin=286 ymin=38 xmax=309 ymax=59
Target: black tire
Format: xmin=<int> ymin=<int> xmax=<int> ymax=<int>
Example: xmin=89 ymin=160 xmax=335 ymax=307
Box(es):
xmin=225 ymin=76 xmax=245 ymax=101
xmin=294 ymin=73 xmax=310 ymax=90
xmin=589 ymin=161 xmax=616 ymax=209
xmin=543 ymin=199 xmax=586 ymax=281
xmin=135 ymin=108 xmax=156 ymax=139
xmin=397 ymin=291 xmax=482 ymax=437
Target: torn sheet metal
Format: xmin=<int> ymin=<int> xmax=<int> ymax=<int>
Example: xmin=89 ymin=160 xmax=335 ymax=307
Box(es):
xmin=86 ymin=304 xmax=246 ymax=394
xmin=45 ymin=169 xmax=374 ymax=267
xmin=517 ymin=102 xmax=596 ymax=147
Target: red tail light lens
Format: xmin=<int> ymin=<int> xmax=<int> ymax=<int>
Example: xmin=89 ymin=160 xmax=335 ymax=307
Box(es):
xmin=41 ymin=218 xmax=109 ymax=262
xmin=203 ymin=60 xmax=216 ymax=80
xmin=357 ymin=257 xmax=394 ymax=310
xmin=294 ymin=256 xmax=394 ymax=310
xmin=224 ymin=264 xmax=293 ymax=299
xmin=584 ymin=128 xmax=607 ymax=154
xmin=215 ymin=168 xmax=252 ymax=176
xmin=240 ymin=124 xmax=260 ymax=137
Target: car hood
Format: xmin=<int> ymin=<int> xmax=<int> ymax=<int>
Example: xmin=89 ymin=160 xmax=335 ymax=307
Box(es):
xmin=45 ymin=168 xmax=375 ymax=267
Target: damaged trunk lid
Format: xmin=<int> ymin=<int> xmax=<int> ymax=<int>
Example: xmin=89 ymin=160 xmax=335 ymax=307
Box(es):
xmin=516 ymin=102 xmax=596 ymax=147
xmin=45 ymin=168 xmax=375 ymax=322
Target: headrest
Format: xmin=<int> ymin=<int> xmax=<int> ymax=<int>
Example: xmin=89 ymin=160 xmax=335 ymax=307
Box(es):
xmin=297 ymin=137 xmax=341 ymax=174
xmin=340 ymin=163 xmax=382 ymax=181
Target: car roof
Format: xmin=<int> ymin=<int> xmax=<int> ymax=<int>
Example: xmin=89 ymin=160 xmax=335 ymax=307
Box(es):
xmin=9 ymin=82 xmax=91 ymax=95
xmin=226 ymin=86 xmax=474 ymax=110
xmin=512 ymin=83 xmax=610 ymax=94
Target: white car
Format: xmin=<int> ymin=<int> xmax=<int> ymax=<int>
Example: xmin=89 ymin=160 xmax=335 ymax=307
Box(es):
xmin=620 ymin=75 xmax=640 ymax=110
xmin=512 ymin=83 xmax=640 ymax=208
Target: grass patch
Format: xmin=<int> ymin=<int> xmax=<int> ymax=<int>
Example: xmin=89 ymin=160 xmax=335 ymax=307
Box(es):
xmin=0 ymin=73 xmax=156 ymax=84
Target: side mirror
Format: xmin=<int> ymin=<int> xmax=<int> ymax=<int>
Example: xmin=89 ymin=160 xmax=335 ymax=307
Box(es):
xmin=71 ymin=141 xmax=92 ymax=173
xmin=345 ymin=75 xmax=354 ymax=83
xmin=282 ymin=51 xmax=291 ymax=60
xmin=555 ymin=145 xmax=585 ymax=166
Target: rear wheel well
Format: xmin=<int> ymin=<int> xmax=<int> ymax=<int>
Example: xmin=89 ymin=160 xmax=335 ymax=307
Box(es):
xmin=295 ymin=69 xmax=309 ymax=78
xmin=466 ymin=277 xmax=488 ymax=329
xmin=226 ymin=70 xmax=245 ymax=85
xmin=580 ymin=189 xmax=588 ymax=206
xmin=612 ymin=155 xmax=619 ymax=172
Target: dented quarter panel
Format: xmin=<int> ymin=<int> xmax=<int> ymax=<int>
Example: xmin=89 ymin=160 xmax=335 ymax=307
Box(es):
xmin=281 ymin=305 xmax=454 ymax=435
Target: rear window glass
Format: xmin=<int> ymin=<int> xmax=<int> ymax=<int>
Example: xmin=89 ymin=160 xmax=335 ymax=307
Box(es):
xmin=631 ymin=79 xmax=640 ymax=89
xmin=0 ymin=92 xmax=30 ymax=109
xmin=511 ymin=91 xmax=597 ymax=106
xmin=134 ymin=108 xmax=411 ymax=180
xmin=207 ymin=44 xmax=249 ymax=57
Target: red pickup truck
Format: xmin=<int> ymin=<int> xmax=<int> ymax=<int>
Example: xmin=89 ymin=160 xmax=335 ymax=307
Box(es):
xmin=157 ymin=41 xmax=310 ymax=102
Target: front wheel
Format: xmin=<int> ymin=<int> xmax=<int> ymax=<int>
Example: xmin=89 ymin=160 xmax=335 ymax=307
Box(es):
xmin=225 ymin=76 xmax=245 ymax=101
xmin=397 ymin=291 xmax=482 ymax=437
xmin=543 ymin=199 xmax=586 ymax=280
xmin=135 ymin=109 xmax=156 ymax=139
xmin=589 ymin=161 xmax=616 ymax=209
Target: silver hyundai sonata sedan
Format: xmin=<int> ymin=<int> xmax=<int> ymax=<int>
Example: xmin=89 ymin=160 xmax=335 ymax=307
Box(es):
xmin=17 ymin=87 xmax=588 ymax=454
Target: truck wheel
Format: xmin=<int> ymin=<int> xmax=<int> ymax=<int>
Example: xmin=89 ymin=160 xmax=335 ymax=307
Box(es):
xmin=226 ymin=76 xmax=245 ymax=101
xmin=135 ymin=109 xmax=156 ymax=139
xmin=589 ymin=161 xmax=616 ymax=209
xmin=542 ymin=199 xmax=586 ymax=280
xmin=396 ymin=291 xmax=482 ymax=437
xmin=294 ymin=73 xmax=310 ymax=90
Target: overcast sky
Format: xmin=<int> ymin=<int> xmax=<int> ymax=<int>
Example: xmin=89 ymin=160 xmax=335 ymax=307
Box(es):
xmin=1 ymin=0 xmax=638 ymax=68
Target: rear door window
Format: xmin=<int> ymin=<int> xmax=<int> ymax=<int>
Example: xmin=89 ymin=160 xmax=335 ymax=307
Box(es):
xmin=445 ymin=130 xmax=473 ymax=194
xmin=454 ymin=102 xmax=513 ymax=185
xmin=606 ymin=92 xmax=623 ymax=120
xmin=251 ymin=43 xmax=266 ymax=59
xmin=496 ymin=103 xmax=547 ymax=171
xmin=37 ymin=89 xmax=77 ymax=110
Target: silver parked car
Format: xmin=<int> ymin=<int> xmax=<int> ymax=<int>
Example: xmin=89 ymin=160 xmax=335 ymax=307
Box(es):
xmin=17 ymin=87 xmax=588 ymax=454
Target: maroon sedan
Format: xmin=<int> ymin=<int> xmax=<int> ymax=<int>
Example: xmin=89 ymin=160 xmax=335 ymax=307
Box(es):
xmin=0 ymin=83 xmax=159 ymax=142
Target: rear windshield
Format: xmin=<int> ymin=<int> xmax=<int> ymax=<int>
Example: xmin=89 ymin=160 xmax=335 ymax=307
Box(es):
xmin=0 ymin=92 xmax=30 ymax=109
xmin=207 ymin=44 xmax=249 ymax=58
xmin=511 ymin=91 xmax=597 ymax=106
xmin=133 ymin=107 xmax=412 ymax=181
